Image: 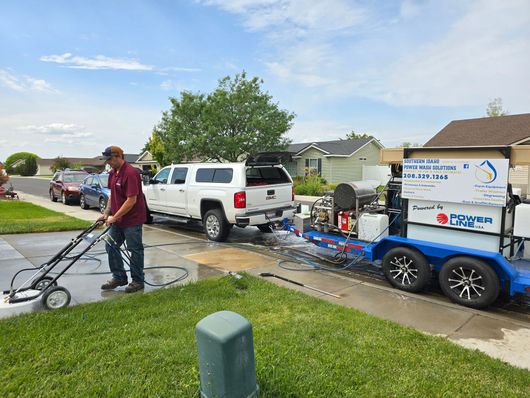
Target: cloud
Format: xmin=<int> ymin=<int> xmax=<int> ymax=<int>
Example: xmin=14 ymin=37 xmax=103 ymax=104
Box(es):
xmin=40 ymin=53 xmax=154 ymax=71
xmin=19 ymin=123 xmax=94 ymax=144
xmin=40 ymin=53 xmax=202 ymax=75
xmin=199 ymin=0 xmax=366 ymax=32
xmin=0 ymin=69 xmax=59 ymax=93
xmin=201 ymin=0 xmax=530 ymax=110
xmin=160 ymin=80 xmax=174 ymax=91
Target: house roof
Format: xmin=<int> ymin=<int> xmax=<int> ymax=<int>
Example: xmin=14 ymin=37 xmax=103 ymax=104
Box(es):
xmin=425 ymin=113 xmax=530 ymax=147
xmin=288 ymin=137 xmax=380 ymax=156
xmin=124 ymin=153 xmax=140 ymax=163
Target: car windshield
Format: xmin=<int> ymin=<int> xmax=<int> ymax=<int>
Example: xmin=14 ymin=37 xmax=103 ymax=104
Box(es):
xmin=98 ymin=174 xmax=109 ymax=188
xmin=64 ymin=173 xmax=87 ymax=183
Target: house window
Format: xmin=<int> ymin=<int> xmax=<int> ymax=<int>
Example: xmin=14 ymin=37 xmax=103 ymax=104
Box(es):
xmin=305 ymin=158 xmax=322 ymax=176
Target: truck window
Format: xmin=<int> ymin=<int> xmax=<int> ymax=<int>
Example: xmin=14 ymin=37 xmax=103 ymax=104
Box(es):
xmin=196 ymin=168 xmax=233 ymax=183
xmin=170 ymin=167 xmax=188 ymax=184
xmin=154 ymin=167 xmax=170 ymax=184
xmin=246 ymin=167 xmax=290 ymax=186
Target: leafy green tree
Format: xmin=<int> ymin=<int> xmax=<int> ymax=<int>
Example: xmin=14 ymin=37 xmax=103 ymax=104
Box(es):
xmin=5 ymin=152 xmax=40 ymax=174
xmin=50 ymin=157 xmax=71 ymax=173
xmin=18 ymin=155 xmax=38 ymax=176
xmin=486 ymin=98 xmax=509 ymax=117
xmin=345 ymin=130 xmax=371 ymax=140
xmin=147 ymin=72 xmax=295 ymax=163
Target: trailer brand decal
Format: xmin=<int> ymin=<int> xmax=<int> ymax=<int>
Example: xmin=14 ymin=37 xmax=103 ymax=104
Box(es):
xmin=437 ymin=212 xmax=493 ymax=229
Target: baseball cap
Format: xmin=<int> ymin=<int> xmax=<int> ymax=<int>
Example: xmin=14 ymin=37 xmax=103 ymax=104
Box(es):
xmin=101 ymin=146 xmax=124 ymax=160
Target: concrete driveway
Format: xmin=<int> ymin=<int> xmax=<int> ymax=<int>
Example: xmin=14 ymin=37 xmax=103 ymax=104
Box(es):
xmin=2 ymin=190 xmax=530 ymax=370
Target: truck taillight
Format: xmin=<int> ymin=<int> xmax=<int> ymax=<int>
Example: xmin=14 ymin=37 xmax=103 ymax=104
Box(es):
xmin=234 ymin=191 xmax=246 ymax=208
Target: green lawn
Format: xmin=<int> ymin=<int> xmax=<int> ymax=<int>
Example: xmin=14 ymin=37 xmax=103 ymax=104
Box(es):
xmin=0 ymin=201 xmax=91 ymax=234
xmin=1 ymin=275 xmax=529 ymax=397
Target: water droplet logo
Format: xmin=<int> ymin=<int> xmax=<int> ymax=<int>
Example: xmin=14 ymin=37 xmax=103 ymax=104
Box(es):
xmin=437 ymin=213 xmax=448 ymax=224
xmin=475 ymin=160 xmax=497 ymax=183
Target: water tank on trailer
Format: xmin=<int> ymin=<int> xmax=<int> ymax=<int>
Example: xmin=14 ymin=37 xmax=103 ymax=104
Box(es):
xmin=334 ymin=181 xmax=377 ymax=210
xmin=358 ymin=213 xmax=389 ymax=242
xmin=514 ymin=203 xmax=530 ymax=238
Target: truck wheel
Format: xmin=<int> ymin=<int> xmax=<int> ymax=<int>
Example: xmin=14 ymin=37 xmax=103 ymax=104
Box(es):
xmin=41 ymin=286 xmax=71 ymax=310
xmin=49 ymin=189 xmax=57 ymax=202
xmin=145 ymin=203 xmax=153 ymax=224
xmin=439 ymin=257 xmax=500 ymax=309
xmin=203 ymin=209 xmax=230 ymax=242
xmin=257 ymin=223 xmax=273 ymax=233
xmin=382 ymin=247 xmax=431 ymax=293
xmin=80 ymin=194 xmax=89 ymax=209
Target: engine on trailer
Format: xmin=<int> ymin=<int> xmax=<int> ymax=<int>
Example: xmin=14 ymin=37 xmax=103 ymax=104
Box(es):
xmin=311 ymin=180 xmax=391 ymax=241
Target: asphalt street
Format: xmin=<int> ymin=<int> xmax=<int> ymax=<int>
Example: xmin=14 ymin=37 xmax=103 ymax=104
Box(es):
xmin=9 ymin=176 xmax=50 ymax=198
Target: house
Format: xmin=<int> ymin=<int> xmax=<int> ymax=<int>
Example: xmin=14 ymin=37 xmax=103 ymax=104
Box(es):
xmin=285 ymin=137 xmax=385 ymax=184
xmin=424 ymin=113 xmax=530 ymax=195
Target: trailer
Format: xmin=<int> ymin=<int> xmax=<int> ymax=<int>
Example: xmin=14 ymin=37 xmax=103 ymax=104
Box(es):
xmin=287 ymin=146 xmax=530 ymax=309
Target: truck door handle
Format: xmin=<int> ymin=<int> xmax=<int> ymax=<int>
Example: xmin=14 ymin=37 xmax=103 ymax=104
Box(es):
xmin=179 ymin=189 xmax=185 ymax=192
xmin=160 ymin=188 xmax=166 ymax=191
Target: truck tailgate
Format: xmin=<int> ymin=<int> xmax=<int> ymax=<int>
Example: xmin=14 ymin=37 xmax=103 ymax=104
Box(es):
xmin=245 ymin=183 xmax=292 ymax=211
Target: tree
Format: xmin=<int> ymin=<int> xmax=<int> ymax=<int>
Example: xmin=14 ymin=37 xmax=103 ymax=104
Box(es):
xmin=18 ymin=155 xmax=37 ymax=176
xmin=50 ymin=157 xmax=71 ymax=173
xmin=345 ymin=130 xmax=371 ymax=140
xmin=486 ymin=98 xmax=509 ymax=117
xmin=5 ymin=152 xmax=40 ymax=174
xmin=146 ymin=72 xmax=295 ymax=164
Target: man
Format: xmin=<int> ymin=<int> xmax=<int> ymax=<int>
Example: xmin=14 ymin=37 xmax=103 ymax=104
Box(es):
xmin=98 ymin=146 xmax=146 ymax=293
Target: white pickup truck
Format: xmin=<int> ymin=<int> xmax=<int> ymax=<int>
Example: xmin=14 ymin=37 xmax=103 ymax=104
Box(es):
xmin=143 ymin=159 xmax=296 ymax=241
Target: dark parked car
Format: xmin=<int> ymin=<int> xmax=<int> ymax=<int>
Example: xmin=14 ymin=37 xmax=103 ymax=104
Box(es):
xmin=49 ymin=169 xmax=88 ymax=205
xmin=79 ymin=173 xmax=110 ymax=213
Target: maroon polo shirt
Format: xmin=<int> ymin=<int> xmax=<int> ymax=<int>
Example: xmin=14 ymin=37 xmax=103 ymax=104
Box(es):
xmin=108 ymin=162 xmax=146 ymax=228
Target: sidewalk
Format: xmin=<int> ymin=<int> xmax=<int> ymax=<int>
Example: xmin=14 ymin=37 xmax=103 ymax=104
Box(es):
xmin=3 ymin=191 xmax=530 ymax=370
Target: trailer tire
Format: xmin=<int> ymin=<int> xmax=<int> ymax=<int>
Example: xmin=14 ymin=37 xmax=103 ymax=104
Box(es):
xmin=41 ymin=286 xmax=71 ymax=310
xmin=439 ymin=257 xmax=500 ymax=309
xmin=382 ymin=247 xmax=431 ymax=293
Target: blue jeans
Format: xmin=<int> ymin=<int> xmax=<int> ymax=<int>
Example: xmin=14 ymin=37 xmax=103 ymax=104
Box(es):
xmin=105 ymin=224 xmax=144 ymax=284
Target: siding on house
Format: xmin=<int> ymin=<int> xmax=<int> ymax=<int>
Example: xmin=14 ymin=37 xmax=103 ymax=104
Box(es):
xmin=291 ymin=141 xmax=381 ymax=183
xmin=325 ymin=142 xmax=381 ymax=183
xmin=295 ymin=148 xmax=330 ymax=179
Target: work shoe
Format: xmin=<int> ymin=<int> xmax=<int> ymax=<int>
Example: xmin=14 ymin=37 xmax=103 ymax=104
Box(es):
xmin=101 ymin=279 xmax=128 ymax=290
xmin=124 ymin=281 xmax=145 ymax=293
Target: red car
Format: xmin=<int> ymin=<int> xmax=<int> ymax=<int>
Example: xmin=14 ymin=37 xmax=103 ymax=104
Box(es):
xmin=49 ymin=169 xmax=88 ymax=205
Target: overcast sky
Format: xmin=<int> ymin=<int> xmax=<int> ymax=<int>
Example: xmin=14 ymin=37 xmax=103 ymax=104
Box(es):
xmin=1 ymin=0 xmax=529 ymax=161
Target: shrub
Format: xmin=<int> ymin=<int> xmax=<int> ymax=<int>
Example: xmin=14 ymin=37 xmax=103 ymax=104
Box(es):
xmin=50 ymin=157 xmax=71 ymax=173
xmin=18 ymin=156 xmax=38 ymax=176
xmin=5 ymin=152 xmax=40 ymax=174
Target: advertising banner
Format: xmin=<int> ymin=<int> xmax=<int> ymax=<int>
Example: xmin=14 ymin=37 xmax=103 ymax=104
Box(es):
xmin=402 ymin=158 xmax=509 ymax=207
xmin=407 ymin=199 xmax=503 ymax=234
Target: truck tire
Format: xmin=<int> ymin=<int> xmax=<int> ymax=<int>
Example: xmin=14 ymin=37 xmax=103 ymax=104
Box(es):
xmin=203 ymin=209 xmax=231 ymax=242
xmin=382 ymin=247 xmax=431 ymax=293
xmin=439 ymin=257 xmax=500 ymax=309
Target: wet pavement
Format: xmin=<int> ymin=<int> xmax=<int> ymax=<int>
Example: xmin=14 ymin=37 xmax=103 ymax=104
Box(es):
xmin=2 ymin=191 xmax=530 ymax=370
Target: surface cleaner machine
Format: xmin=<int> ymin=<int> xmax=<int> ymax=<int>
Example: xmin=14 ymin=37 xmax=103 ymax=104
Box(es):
xmin=287 ymin=146 xmax=530 ymax=309
xmin=2 ymin=221 xmax=110 ymax=310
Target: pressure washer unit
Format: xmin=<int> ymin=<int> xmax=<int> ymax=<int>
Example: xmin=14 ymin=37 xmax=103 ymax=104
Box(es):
xmin=1 ymin=221 xmax=110 ymax=310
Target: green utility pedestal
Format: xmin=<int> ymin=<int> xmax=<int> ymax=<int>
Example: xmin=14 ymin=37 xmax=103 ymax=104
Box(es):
xmin=196 ymin=310 xmax=259 ymax=398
